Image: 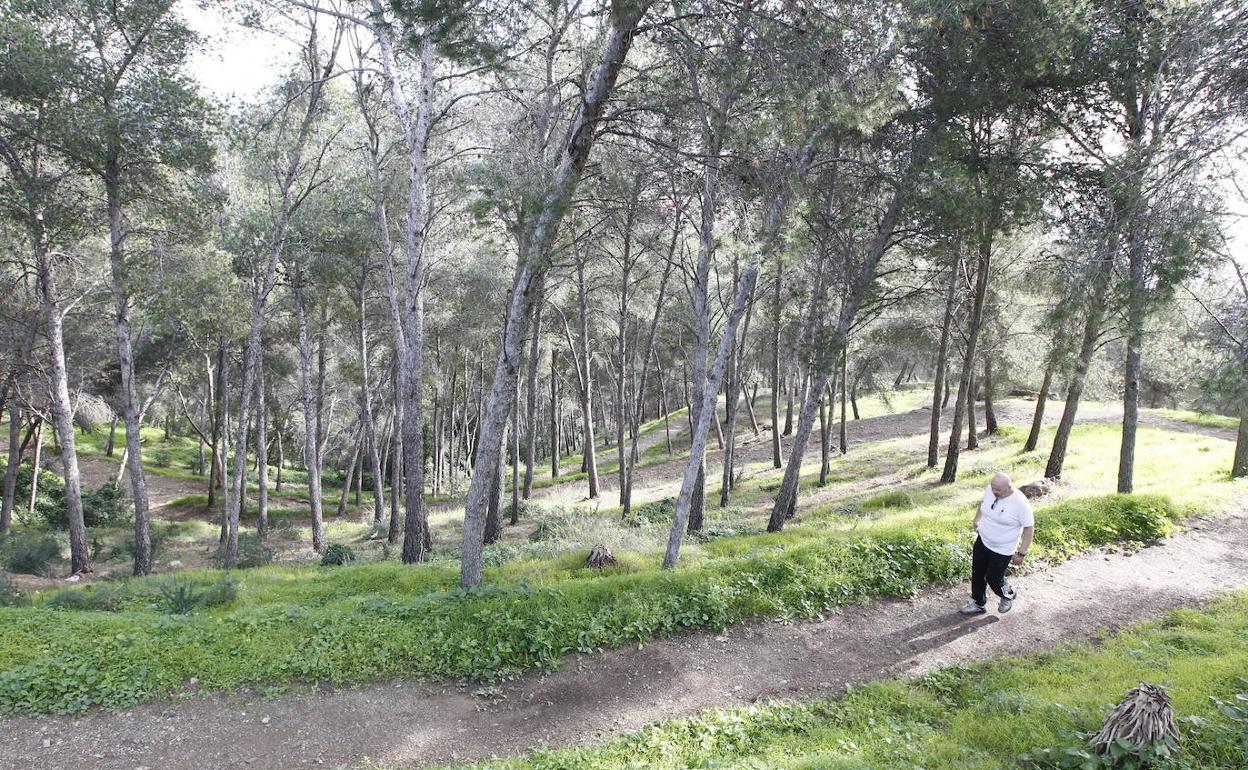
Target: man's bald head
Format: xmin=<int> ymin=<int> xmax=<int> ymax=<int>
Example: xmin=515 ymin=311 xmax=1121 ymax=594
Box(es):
xmin=990 ymin=473 xmax=1013 ymax=497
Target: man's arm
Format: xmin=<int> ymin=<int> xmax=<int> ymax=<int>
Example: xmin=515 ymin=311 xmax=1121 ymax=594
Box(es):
xmin=1012 ymin=526 xmax=1035 ymax=565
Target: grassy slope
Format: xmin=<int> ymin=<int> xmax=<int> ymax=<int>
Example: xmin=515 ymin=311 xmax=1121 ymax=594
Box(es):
xmin=437 ymin=592 xmax=1248 ymax=770
xmin=0 ymin=418 xmax=1241 ymax=715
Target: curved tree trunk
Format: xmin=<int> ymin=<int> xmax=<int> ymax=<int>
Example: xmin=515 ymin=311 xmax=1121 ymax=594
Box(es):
xmin=1023 ymin=361 xmax=1053 ymax=452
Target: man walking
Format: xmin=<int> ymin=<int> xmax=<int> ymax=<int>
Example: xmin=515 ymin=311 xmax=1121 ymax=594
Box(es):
xmin=961 ymin=472 xmax=1034 ymax=615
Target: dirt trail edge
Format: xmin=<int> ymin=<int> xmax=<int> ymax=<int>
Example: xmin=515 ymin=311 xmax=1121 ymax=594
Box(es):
xmin=3 ymin=506 xmax=1247 ymax=770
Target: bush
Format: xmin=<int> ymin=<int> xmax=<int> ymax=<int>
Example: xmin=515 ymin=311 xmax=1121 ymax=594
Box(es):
xmin=321 ymin=543 xmax=356 ymax=566
xmin=623 ymin=497 xmax=676 ymax=527
xmin=13 ymin=463 xmax=132 ymax=529
xmin=0 ymin=575 xmax=25 ymax=607
xmin=1 ymin=532 xmax=60 ymax=576
xmin=154 ymin=576 xmax=237 ymax=614
xmin=45 ymin=582 xmax=131 ymax=612
xmin=212 ymin=533 xmax=275 ymax=569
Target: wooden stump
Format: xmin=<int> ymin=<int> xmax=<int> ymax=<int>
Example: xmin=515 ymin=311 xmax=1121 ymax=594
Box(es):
xmin=1091 ymin=683 xmax=1180 ymax=762
xmin=586 ymin=544 xmax=616 ymax=569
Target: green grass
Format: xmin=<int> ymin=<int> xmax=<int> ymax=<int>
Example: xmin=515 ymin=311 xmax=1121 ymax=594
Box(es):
xmin=1153 ymin=408 xmax=1240 ymax=432
xmin=1 ymin=419 xmax=1239 ymax=717
xmin=435 ymin=592 xmax=1248 ymax=770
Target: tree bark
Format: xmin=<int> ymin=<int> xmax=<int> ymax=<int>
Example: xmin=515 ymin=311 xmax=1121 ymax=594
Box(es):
xmin=940 ymin=236 xmax=991 ymax=484
xmin=838 ymin=349 xmax=848 ymax=454
xmin=256 ymin=364 xmax=269 ymax=537
xmin=1023 ymin=361 xmax=1053 ymax=452
xmin=983 ymin=355 xmax=998 ymax=434
xmin=293 ymin=270 xmax=326 ymax=553
xmin=549 ymin=353 xmax=560 ymax=478
xmin=357 ymin=281 xmax=386 ymax=524
xmin=1 ymin=405 xmax=21 ymax=534
xmin=33 ymin=220 xmax=88 ymax=573
xmin=1233 ymin=409 xmax=1248 ymax=479
xmin=103 ymin=168 xmax=156 ymax=576
xmin=928 ymin=259 xmax=960 ymax=467
xmin=771 ymin=266 xmax=783 ymax=467
xmin=522 ymin=283 xmax=545 ymax=499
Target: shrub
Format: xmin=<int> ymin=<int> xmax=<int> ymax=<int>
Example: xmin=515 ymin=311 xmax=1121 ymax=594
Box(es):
xmin=623 ymin=497 xmax=676 ymax=527
xmin=0 ymin=575 xmax=25 ymax=607
xmin=45 ymin=582 xmax=130 ymax=612
xmin=154 ymin=576 xmax=239 ymax=614
xmin=2 ymin=532 xmax=60 ymax=576
xmin=15 ymin=465 xmax=132 ymax=529
xmin=321 ymin=543 xmax=356 ymax=566
xmin=213 ymin=533 xmax=275 ymax=569
xmin=156 ymin=578 xmax=201 ymax=614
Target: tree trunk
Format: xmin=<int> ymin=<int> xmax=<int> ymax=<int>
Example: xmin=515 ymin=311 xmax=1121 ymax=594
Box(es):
xmin=522 ymin=284 xmax=544 ymax=499
xmin=106 ymin=417 xmax=117 ymax=458
xmin=1233 ymin=409 xmax=1248 ymax=479
xmin=511 ymin=373 xmax=520 ymax=524
xmin=771 ymin=266 xmax=783 ymax=467
xmin=1118 ymin=230 xmax=1146 ymax=493
xmin=1045 ymin=246 xmax=1113 ymax=480
xmin=105 ymin=169 xmax=155 ymax=576
xmin=966 ymin=370 xmax=979 ymax=450
xmin=337 ymin=427 xmax=361 ymax=517
xmin=357 ymin=283 xmax=386 ymax=524
xmin=940 ymin=237 xmax=991 ymax=484
xmin=767 ymin=154 xmax=918 ymax=532
xmin=549 ymin=353 xmax=560 ymax=478
xmin=784 ymin=369 xmax=795 ymax=435
xmin=818 ymin=387 xmax=829 ymax=485
xmin=1 ymin=405 xmax=21 ymax=534
xmin=928 ymin=259 xmax=960 ymax=467
xmin=28 ymin=419 xmax=42 ymax=519
xmin=838 ymin=350 xmax=848 ymax=454
xmin=572 ymin=261 xmax=600 ymax=498
xmin=293 ymin=271 xmax=325 ymax=553
xmin=458 ymin=2 xmax=653 ymax=587
xmin=983 ymin=355 xmax=998 ymax=434
xmin=1024 ymin=361 xmax=1053 ymax=452
xmin=255 ymin=365 xmax=269 ymax=538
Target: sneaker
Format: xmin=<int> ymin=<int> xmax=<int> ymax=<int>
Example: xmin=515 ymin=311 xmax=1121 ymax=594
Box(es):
xmin=998 ymin=588 xmax=1016 ymax=614
xmin=959 ymin=601 xmax=986 ymax=616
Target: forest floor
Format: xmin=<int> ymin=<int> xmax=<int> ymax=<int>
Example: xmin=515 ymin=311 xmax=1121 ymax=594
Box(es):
xmin=3 ymin=496 xmax=1245 ymax=769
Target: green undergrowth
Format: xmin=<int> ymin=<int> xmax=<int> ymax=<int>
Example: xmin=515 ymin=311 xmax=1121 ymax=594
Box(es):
xmin=0 ymin=489 xmax=1191 ymax=716
xmin=435 ymin=592 xmax=1248 ymax=770
xmin=0 ymin=419 xmax=1237 ymax=716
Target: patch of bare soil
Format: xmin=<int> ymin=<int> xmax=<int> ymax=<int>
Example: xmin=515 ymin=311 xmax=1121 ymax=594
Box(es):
xmin=3 ymin=504 xmax=1246 ymax=770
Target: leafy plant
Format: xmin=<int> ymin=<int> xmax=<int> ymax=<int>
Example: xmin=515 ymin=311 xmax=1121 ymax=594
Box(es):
xmin=321 ymin=543 xmax=356 ymax=566
xmin=45 ymin=582 xmax=131 ymax=612
xmin=1 ymin=532 xmax=60 ymax=576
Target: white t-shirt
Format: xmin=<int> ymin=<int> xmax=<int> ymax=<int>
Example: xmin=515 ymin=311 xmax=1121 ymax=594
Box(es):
xmin=977 ymin=486 xmax=1034 ymax=556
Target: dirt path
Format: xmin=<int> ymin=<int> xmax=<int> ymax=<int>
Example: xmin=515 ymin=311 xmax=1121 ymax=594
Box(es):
xmin=4 ymin=503 xmax=1246 ymax=770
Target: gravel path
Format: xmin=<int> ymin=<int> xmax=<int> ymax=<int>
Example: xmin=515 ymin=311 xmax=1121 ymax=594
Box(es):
xmin=3 ymin=502 xmax=1246 ymax=770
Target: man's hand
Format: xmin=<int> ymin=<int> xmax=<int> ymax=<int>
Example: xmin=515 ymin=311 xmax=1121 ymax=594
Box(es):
xmin=1010 ymin=553 xmax=1025 ymax=567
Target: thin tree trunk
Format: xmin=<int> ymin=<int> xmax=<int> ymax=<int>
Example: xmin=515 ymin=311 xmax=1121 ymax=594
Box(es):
xmin=928 ymin=258 xmax=960 ymax=467
xmin=337 ymin=427 xmax=362 ymax=517
xmin=1023 ymin=361 xmax=1054 ymax=452
xmin=34 ymin=227 xmax=87 ymax=572
xmin=966 ymin=371 xmax=979 ymax=450
xmin=983 ymin=355 xmax=998 ymax=435
xmin=256 ymin=365 xmax=269 ymax=538
xmin=1233 ymin=409 xmax=1248 ymax=479
xmin=511 ymin=373 xmax=520 ymax=524
xmin=818 ymin=387 xmax=829 ymax=485
xmin=28 ymin=419 xmax=42 ymax=518
xmin=458 ymin=2 xmax=653 ymax=586
xmin=1045 ymin=244 xmax=1113 ymax=480
xmin=357 ymin=282 xmax=386 ymax=524
xmin=106 ymin=417 xmax=117 ymax=458
xmin=103 ymin=165 xmax=156 ymax=575
xmin=940 ymin=236 xmax=991 ymax=484
xmin=838 ymin=350 xmax=848 ymax=454
xmin=771 ymin=266 xmax=783 ymax=467
xmin=1 ymin=405 xmax=20 ymax=534
xmin=293 ymin=270 xmax=326 ymax=553
xmin=549 ymin=353 xmax=560 ymax=478
xmin=1118 ymin=235 xmax=1146 ymax=493
xmin=522 ymin=284 xmax=545 ymax=499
